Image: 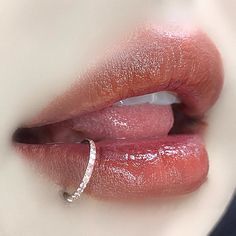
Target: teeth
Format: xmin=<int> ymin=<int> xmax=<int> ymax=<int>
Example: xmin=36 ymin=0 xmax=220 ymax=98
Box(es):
xmin=115 ymin=91 xmax=180 ymax=106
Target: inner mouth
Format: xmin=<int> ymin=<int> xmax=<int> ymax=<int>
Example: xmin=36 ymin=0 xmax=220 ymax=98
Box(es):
xmin=13 ymin=91 xmax=205 ymax=145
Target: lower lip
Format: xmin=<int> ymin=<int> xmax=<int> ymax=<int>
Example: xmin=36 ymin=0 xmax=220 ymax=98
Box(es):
xmin=16 ymin=134 xmax=208 ymax=199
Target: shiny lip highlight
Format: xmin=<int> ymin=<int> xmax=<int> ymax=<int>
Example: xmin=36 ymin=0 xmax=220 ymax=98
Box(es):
xmin=14 ymin=24 xmax=223 ymax=200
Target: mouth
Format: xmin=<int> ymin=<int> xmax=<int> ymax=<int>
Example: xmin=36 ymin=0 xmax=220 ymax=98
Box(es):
xmin=13 ymin=25 xmax=223 ymax=200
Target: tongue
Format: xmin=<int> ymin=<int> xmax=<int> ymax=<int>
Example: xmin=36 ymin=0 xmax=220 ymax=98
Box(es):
xmin=72 ymin=104 xmax=173 ymax=141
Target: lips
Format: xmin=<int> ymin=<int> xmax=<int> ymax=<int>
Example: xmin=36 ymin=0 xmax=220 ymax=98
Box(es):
xmin=14 ymin=25 xmax=223 ymax=200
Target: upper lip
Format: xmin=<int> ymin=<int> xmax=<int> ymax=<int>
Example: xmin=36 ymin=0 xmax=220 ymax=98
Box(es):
xmin=14 ymin=24 xmax=223 ymax=200
xmin=28 ymin=24 xmax=223 ymax=128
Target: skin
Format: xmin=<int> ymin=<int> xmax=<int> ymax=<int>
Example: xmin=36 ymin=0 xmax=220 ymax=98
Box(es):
xmin=0 ymin=0 xmax=235 ymax=236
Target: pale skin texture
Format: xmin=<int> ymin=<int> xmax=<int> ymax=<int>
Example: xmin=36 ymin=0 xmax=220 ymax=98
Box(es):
xmin=0 ymin=0 xmax=235 ymax=235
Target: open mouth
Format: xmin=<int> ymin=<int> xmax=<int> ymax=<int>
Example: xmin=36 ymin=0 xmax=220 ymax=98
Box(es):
xmin=13 ymin=25 xmax=223 ymax=200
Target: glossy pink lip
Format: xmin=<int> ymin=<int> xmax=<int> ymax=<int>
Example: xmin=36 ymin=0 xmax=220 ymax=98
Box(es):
xmin=14 ymin=25 xmax=223 ymax=200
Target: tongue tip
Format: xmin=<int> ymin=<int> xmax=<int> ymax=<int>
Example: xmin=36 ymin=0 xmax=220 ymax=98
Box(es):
xmin=73 ymin=103 xmax=174 ymax=141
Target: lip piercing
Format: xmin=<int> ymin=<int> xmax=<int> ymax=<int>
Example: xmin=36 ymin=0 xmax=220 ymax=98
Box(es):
xmin=62 ymin=138 xmax=96 ymax=203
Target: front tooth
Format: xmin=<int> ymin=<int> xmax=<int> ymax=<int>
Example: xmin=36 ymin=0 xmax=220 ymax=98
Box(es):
xmin=152 ymin=91 xmax=180 ymax=105
xmin=117 ymin=93 xmax=153 ymax=106
xmin=115 ymin=91 xmax=180 ymax=106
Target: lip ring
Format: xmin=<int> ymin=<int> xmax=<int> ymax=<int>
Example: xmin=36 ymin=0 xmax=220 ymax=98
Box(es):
xmin=62 ymin=138 xmax=97 ymax=203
